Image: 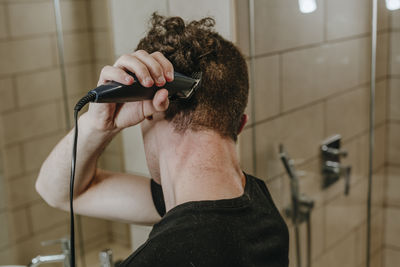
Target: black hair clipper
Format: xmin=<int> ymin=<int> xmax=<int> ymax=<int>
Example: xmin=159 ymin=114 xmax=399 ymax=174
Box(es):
xmin=89 ymin=71 xmax=202 ymax=103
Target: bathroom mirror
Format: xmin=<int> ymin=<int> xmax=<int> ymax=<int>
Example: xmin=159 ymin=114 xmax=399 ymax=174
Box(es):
xmin=0 ymin=0 xmax=398 ymax=267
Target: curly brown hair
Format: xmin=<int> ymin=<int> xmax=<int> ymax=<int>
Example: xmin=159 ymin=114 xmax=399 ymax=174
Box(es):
xmin=136 ymin=13 xmax=249 ymax=141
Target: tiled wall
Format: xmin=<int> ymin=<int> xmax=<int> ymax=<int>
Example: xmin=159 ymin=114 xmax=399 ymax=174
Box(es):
xmin=237 ymin=1 xmax=389 ymax=267
xmin=383 ymin=6 xmax=400 ymax=267
xmin=0 ymin=0 xmax=126 ymax=264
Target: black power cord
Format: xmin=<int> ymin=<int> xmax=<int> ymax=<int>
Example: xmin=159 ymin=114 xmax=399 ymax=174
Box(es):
xmin=70 ymin=92 xmax=96 ymax=267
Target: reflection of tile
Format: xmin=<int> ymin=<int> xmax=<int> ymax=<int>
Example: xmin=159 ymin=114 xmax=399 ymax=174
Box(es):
xmin=8 ymin=2 xmax=55 ymax=37
xmin=390 ymin=32 xmax=400 ymax=76
xmin=313 ymin=231 xmax=357 ymax=267
xmin=2 ymin=103 xmax=61 ymax=144
xmin=325 ymin=179 xmax=367 ymax=248
xmin=0 ymin=5 xmax=7 ymax=39
xmin=235 ymin=0 xmax=249 ymax=56
xmin=389 ymin=79 xmax=400 ymax=121
xmin=326 ymin=0 xmax=370 ymax=41
xmin=61 ymin=0 xmax=89 ymax=31
xmin=377 ymin=33 xmax=389 ymax=79
xmin=386 ymin=167 xmax=400 ymax=206
xmin=391 ymin=7 xmax=400 ymax=29
xmin=385 ymin=207 xmax=400 ymax=248
xmin=7 ymin=174 xmax=41 ymax=209
xmin=59 ymin=32 xmax=93 ymax=64
xmin=388 ymin=123 xmax=400 ymax=165
xmin=16 ymin=69 xmax=62 ymax=107
xmin=254 ymin=55 xmax=280 ymax=122
xmin=29 ymin=201 xmax=68 ymax=233
xmin=373 ymin=125 xmax=386 ymax=171
xmin=325 ymin=87 xmax=369 ymax=141
xmin=3 ymin=145 xmax=23 ymax=178
xmin=375 ymin=79 xmax=387 ymax=126
xmin=255 ymin=103 xmax=324 ymax=179
xmin=239 ymin=128 xmax=254 ymax=175
xmin=0 ymin=78 xmax=15 ymax=113
xmin=0 ymin=37 xmax=54 ymax=75
xmin=254 ymin=0 xmax=323 ymax=55
xmin=8 ymin=208 xmax=31 ymax=242
xmin=384 ymin=248 xmax=400 ymax=267
xmin=282 ymin=38 xmax=369 ymax=112
xmin=22 ymin=133 xmax=64 ymax=173
xmin=90 ymin=0 xmax=111 ymax=29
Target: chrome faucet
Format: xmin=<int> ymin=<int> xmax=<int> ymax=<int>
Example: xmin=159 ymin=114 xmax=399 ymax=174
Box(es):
xmin=321 ymin=135 xmax=351 ymax=195
xmin=28 ymin=238 xmax=70 ymax=267
xmin=279 ymin=144 xmax=314 ymax=267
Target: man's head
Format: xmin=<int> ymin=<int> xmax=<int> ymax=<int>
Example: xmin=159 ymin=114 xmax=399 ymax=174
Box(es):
xmin=137 ymin=13 xmax=249 ymax=142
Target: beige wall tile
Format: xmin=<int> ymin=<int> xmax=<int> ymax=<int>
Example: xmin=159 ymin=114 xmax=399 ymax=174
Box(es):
xmin=386 ymin=166 xmax=400 ymax=206
xmin=378 ymin=0 xmax=390 ymax=31
xmin=377 ymin=33 xmax=389 ymax=79
xmin=0 ymin=178 xmax=7 ymax=210
xmin=22 ymin=132 xmax=63 ymax=172
xmin=373 ymin=125 xmax=386 ymax=171
xmin=0 ymin=211 xmax=10 ymax=248
xmin=254 ymin=55 xmax=280 ymax=122
xmin=384 ymin=207 xmax=400 ymax=247
xmin=375 ymin=79 xmax=387 ymax=126
xmin=326 ymin=87 xmax=369 ymax=141
xmin=254 ymin=0 xmax=323 ymax=55
xmin=390 ymin=32 xmax=400 ymax=75
xmin=0 ymin=246 xmax=17 ymax=264
xmin=93 ymin=31 xmax=113 ymax=62
xmin=372 ymin=170 xmax=385 ymax=215
xmin=342 ymin=134 xmax=369 ymax=183
xmin=61 ymin=32 xmax=93 ymax=64
xmin=370 ymin=249 xmax=383 ymax=267
xmin=239 ymin=127 xmax=254 ymax=174
xmin=65 ymin=63 xmax=95 ymax=96
xmin=0 ymin=77 xmax=16 ymax=113
xmin=265 ymin=176 xmax=283 ymax=211
xmin=2 ymin=102 xmax=61 ymax=144
xmin=8 ymin=207 xmax=30 ymax=242
xmin=90 ymin=0 xmax=111 ymax=30
xmin=355 ymin=211 xmax=384 ymax=266
xmin=389 ymin=79 xmax=400 ymax=121
xmin=61 ymin=0 xmax=89 ymax=31
xmin=99 ymin=152 xmax=123 ymax=172
xmin=282 ymin=38 xmax=369 ymax=112
xmin=255 ymin=103 xmax=324 ymax=179
xmin=16 ymin=69 xmax=63 ymax=107
xmin=0 ymin=37 xmax=54 ymax=75
xmin=8 ymin=1 xmax=55 ymax=37
xmin=326 ymin=0 xmax=370 ymax=41
xmin=3 ymin=144 xmax=23 ymax=178
xmin=388 ymin=123 xmax=400 ymax=165
xmin=0 ymin=4 xmax=7 ymax=39
xmin=29 ymin=201 xmax=68 ymax=233
xmin=383 ymin=248 xmax=400 ymax=267
xmin=7 ymin=173 xmax=40 ymax=208
xmin=325 ymin=178 xmax=368 ymax=248
xmin=81 ymin=216 xmax=109 ymax=243
xmin=313 ymin=231 xmax=357 ymax=267
xmin=234 ymin=0 xmax=249 ymax=57
xmin=391 ymin=7 xmax=400 ymax=29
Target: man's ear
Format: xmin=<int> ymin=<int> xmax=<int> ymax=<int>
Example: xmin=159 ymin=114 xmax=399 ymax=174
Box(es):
xmin=237 ymin=114 xmax=249 ymax=135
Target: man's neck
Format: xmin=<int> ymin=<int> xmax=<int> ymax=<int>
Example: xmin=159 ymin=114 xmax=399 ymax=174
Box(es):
xmin=158 ymin=130 xmax=245 ymax=212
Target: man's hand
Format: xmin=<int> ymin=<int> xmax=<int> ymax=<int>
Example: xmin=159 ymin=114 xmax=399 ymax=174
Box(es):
xmin=86 ymin=50 xmax=174 ymax=132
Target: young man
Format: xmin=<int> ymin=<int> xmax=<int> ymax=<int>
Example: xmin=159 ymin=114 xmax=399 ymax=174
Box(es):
xmin=36 ymin=14 xmax=289 ymax=267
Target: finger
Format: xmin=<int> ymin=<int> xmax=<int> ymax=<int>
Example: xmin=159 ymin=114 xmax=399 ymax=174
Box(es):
xmin=134 ymin=50 xmax=166 ymax=87
xmin=153 ymin=89 xmax=169 ymax=112
xmin=98 ymin=65 xmax=134 ymax=86
xmin=151 ymin=51 xmax=174 ymax=82
xmin=114 ymin=54 xmax=154 ymax=87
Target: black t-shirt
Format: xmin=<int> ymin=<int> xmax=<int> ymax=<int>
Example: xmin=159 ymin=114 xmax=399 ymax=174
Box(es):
xmin=120 ymin=173 xmax=289 ymax=267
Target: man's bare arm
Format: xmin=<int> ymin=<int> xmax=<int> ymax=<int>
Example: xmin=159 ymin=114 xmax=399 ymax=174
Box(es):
xmin=36 ymin=50 xmax=174 ymax=224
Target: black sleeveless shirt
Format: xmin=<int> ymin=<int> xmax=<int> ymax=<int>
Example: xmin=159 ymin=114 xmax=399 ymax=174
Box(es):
xmin=120 ymin=173 xmax=289 ymax=267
